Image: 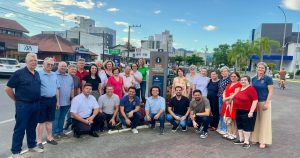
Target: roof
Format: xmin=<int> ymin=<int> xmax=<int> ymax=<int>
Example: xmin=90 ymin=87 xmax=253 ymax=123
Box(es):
xmin=30 ymin=34 xmax=79 ymax=54
xmin=0 ymin=17 xmax=29 ymax=33
xmin=0 ymin=34 xmax=34 ymax=49
xmin=88 ymin=51 xmax=98 ymax=56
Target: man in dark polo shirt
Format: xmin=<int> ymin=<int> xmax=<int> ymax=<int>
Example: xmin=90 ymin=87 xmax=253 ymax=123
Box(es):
xmin=5 ymin=53 xmax=44 ymax=157
xmin=167 ymin=86 xmax=190 ymax=132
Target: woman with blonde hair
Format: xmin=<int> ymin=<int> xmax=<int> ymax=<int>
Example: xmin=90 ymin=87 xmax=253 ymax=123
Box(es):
xmin=251 ymin=62 xmax=273 ymax=149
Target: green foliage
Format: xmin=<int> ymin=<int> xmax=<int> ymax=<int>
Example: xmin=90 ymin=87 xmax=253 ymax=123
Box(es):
xmin=212 ymin=44 xmax=231 ymax=66
xmin=253 ymin=37 xmax=280 ymax=62
xmin=185 ymin=54 xmax=204 ymax=66
xmin=267 ymin=63 xmax=276 ymax=71
xmin=173 ymin=56 xmax=184 ymax=66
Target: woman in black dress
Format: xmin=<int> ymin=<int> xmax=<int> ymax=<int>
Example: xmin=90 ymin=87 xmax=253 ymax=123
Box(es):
xmin=207 ymin=70 xmax=220 ymax=130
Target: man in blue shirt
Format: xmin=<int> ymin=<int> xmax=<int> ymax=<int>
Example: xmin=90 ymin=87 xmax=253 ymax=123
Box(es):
xmin=120 ymin=87 xmax=141 ymax=134
xmin=5 ymin=53 xmax=44 ymax=157
xmin=37 ymin=57 xmax=60 ymax=149
xmin=53 ymin=62 xmax=74 ymax=139
xmin=145 ymin=86 xmax=166 ymax=135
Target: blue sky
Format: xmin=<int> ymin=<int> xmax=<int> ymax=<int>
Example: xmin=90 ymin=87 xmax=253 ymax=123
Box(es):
xmin=1 ymin=0 xmax=300 ymax=52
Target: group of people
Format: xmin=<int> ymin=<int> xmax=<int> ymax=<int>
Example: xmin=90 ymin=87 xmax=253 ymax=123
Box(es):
xmin=5 ymin=52 xmax=273 ymax=158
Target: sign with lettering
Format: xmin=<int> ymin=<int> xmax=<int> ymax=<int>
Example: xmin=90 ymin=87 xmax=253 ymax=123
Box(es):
xmin=18 ymin=44 xmax=38 ymax=53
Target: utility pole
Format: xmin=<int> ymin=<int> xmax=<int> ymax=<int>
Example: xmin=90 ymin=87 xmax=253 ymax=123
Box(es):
xmin=127 ymin=24 xmax=141 ymax=63
xmin=102 ymin=31 xmax=105 ymax=61
xmin=278 ymin=6 xmax=287 ymax=70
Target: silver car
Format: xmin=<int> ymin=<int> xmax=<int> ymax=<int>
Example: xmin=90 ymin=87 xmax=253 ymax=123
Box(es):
xmin=0 ymin=58 xmax=21 ymax=76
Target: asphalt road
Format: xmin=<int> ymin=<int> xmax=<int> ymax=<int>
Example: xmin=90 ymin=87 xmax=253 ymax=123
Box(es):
xmin=0 ymin=78 xmax=300 ymax=158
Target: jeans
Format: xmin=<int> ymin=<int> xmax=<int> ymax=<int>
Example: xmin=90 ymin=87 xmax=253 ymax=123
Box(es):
xmin=53 ymin=105 xmax=70 ymax=135
xmin=66 ymin=109 xmax=72 ymax=125
xmin=135 ymin=88 xmax=141 ymax=102
xmin=144 ymin=113 xmax=165 ymax=129
xmin=119 ymin=112 xmax=140 ymax=129
xmin=194 ymin=116 xmax=213 ymax=133
xmin=166 ymin=114 xmax=189 ymax=128
xmin=140 ymin=81 xmax=146 ymax=103
xmin=218 ymin=97 xmax=227 ymax=132
xmin=11 ymin=102 xmax=39 ymax=154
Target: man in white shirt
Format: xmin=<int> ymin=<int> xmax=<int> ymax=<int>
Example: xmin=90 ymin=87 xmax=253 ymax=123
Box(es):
xmin=71 ymin=83 xmax=101 ymax=138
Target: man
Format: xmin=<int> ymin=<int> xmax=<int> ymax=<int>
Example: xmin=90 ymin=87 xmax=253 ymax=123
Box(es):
xmin=279 ymin=67 xmax=287 ymax=89
xmin=37 ymin=57 xmax=60 ymax=149
xmin=98 ymin=85 xmax=120 ymax=131
xmin=53 ymin=62 xmax=74 ymax=139
xmin=190 ymin=90 xmax=213 ymax=139
xmin=95 ymin=60 xmax=104 ymax=74
xmin=64 ymin=64 xmax=81 ymax=130
xmin=119 ymin=87 xmax=141 ymax=134
xmin=167 ymin=86 xmax=190 ymax=132
xmin=120 ymin=65 xmax=135 ymax=94
xmin=5 ymin=53 xmax=43 ymax=158
xmin=76 ymin=58 xmax=89 ymax=84
xmin=145 ymin=86 xmax=166 ymax=135
xmin=71 ymin=83 xmax=102 ymax=138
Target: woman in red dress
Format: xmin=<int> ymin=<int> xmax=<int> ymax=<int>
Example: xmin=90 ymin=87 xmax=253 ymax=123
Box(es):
xmin=107 ymin=67 xmax=125 ymax=99
xmin=221 ymin=72 xmax=242 ymax=140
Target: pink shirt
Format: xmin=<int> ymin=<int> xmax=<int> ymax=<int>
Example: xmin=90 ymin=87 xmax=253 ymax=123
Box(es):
xmin=107 ymin=76 xmax=123 ymax=99
xmin=119 ymin=72 xmax=135 ymax=88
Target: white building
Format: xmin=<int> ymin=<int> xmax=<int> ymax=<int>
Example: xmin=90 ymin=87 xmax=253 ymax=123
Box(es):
xmin=286 ymin=43 xmax=300 ymax=73
xmin=141 ymin=30 xmax=173 ymax=53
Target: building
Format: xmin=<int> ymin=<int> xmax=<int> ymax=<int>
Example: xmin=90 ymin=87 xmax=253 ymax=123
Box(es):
xmin=0 ymin=17 xmax=38 ymax=61
xmin=250 ymin=23 xmax=294 ymax=70
xmin=141 ymin=30 xmax=173 ymax=53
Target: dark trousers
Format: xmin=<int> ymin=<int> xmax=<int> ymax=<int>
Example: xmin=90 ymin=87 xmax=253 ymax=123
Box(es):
xmin=119 ymin=112 xmax=140 ymax=129
xmin=135 ymin=88 xmax=141 ymax=101
xmin=11 ymin=102 xmax=39 ymax=154
xmin=99 ymin=113 xmax=116 ymax=130
xmin=207 ymin=95 xmax=219 ymax=128
xmin=72 ymin=113 xmax=102 ymax=135
xmin=140 ymin=81 xmax=146 ymax=103
xmin=195 ymin=116 xmax=213 ymax=133
xmin=144 ymin=113 xmax=165 ymax=129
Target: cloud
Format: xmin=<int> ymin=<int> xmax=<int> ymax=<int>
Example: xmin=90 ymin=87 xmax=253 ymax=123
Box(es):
xmin=114 ymin=21 xmax=129 ymax=27
xmin=107 ymin=8 xmax=120 ymax=12
xmin=174 ymin=18 xmax=186 ymax=23
xmin=282 ymin=0 xmax=300 ymax=11
xmin=19 ymin=0 xmax=90 ymax=22
xmin=203 ymin=25 xmax=217 ymax=31
xmin=154 ymin=10 xmax=161 ymax=14
xmin=117 ymin=37 xmax=141 ymax=47
xmin=97 ymin=2 xmax=106 ymax=8
xmin=4 ymin=13 xmax=16 ymax=18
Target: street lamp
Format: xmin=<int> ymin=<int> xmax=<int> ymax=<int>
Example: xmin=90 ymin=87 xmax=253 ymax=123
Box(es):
xmin=278 ymin=6 xmax=287 ymax=70
xmin=127 ymin=24 xmax=141 ymax=63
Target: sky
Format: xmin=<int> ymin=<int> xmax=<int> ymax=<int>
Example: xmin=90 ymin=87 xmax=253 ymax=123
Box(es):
xmin=1 ymin=0 xmax=300 ymax=52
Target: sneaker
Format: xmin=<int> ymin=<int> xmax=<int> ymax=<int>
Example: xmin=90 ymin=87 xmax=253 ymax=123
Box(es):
xmin=195 ymin=128 xmax=201 ymax=134
xmin=181 ymin=127 xmax=187 ymax=132
xmin=53 ymin=135 xmax=61 ymax=140
xmin=226 ymin=135 xmax=235 ymax=141
xmin=37 ymin=143 xmax=44 ymax=149
xmin=171 ymin=124 xmax=179 ymax=132
xmin=47 ymin=139 xmax=58 ymax=145
xmin=200 ymin=131 xmax=208 ymax=139
xmin=122 ymin=125 xmax=127 ymax=129
xmin=28 ymin=147 xmax=44 ymax=153
xmin=11 ymin=153 xmax=24 ymax=158
xmin=159 ymin=128 xmax=164 ymax=135
xmin=233 ymin=139 xmax=244 ymax=145
xmin=64 ymin=122 xmax=72 ymax=130
xmin=218 ymin=130 xmax=227 ymax=135
xmin=131 ymin=128 xmax=139 ymax=134
xmin=242 ymin=143 xmax=251 ymax=149
xmin=89 ymin=131 xmax=99 ymax=137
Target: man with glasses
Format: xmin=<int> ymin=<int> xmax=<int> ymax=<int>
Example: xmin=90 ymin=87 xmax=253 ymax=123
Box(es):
xmin=37 ymin=57 xmax=60 ymax=149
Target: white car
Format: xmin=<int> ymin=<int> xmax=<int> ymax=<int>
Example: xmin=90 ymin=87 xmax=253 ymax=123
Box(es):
xmin=0 ymin=58 xmax=21 ymax=76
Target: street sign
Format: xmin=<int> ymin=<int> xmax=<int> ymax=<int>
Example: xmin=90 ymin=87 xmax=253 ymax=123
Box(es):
xmin=109 ymin=49 xmax=120 ymax=55
xmin=18 ymin=43 xmax=38 ymax=53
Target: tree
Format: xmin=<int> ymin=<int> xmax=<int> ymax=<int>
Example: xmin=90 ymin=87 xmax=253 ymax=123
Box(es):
xmin=212 ymin=44 xmax=231 ymax=67
xmin=186 ymin=54 xmax=204 ymax=66
xmin=174 ymin=56 xmax=184 ymax=66
xmin=253 ymin=37 xmax=281 ymax=62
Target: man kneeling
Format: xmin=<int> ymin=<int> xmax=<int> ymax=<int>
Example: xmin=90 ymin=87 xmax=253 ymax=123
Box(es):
xmin=71 ymin=83 xmax=101 ymax=138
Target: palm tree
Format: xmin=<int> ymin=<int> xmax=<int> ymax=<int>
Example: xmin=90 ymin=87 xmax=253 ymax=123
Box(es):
xmin=254 ymin=37 xmax=280 ymax=62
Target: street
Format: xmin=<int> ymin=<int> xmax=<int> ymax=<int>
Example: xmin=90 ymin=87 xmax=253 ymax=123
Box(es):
xmin=0 ymin=78 xmax=300 ymax=158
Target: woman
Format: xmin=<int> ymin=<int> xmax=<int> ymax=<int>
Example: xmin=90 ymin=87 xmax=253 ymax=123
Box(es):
xmin=221 ymin=72 xmax=241 ymax=140
xmin=193 ymin=68 xmax=210 ymax=97
xmin=207 ymin=70 xmax=220 ymax=131
xmin=217 ymin=66 xmax=231 ymax=135
xmin=99 ymin=60 xmax=114 ymax=94
xmin=107 ymin=67 xmax=125 ymax=99
xmin=131 ymin=63 xmax=143 ymax=100
xmin=251 ymin=62 xmax=273 ymax=149
xmin=82 ymin=64 xmax=102 ymax=100
xmin=186 ymin=65 xmax=199 ymax=99
xmin=171 ymin=68 xmax=190 ymax=97
xmin=137 ymin=58 xmax=149 ymax=103
xmin=233 ymin=76 xmax=258 ymax=148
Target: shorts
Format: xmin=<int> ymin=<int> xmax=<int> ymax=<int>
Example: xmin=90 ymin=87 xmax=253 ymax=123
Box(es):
xmin=236 ymin=109 xmax=257 ymax=132
xmin=38 ymin=96 xmax=56 ymax=123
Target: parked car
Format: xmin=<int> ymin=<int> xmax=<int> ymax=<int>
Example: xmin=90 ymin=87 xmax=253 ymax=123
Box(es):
xmin=0 ymin=58 xmax=21 ymax=76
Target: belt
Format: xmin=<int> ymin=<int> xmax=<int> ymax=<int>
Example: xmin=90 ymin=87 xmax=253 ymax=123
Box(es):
xmin=41 ymin=96 xmax=56 ymax=99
